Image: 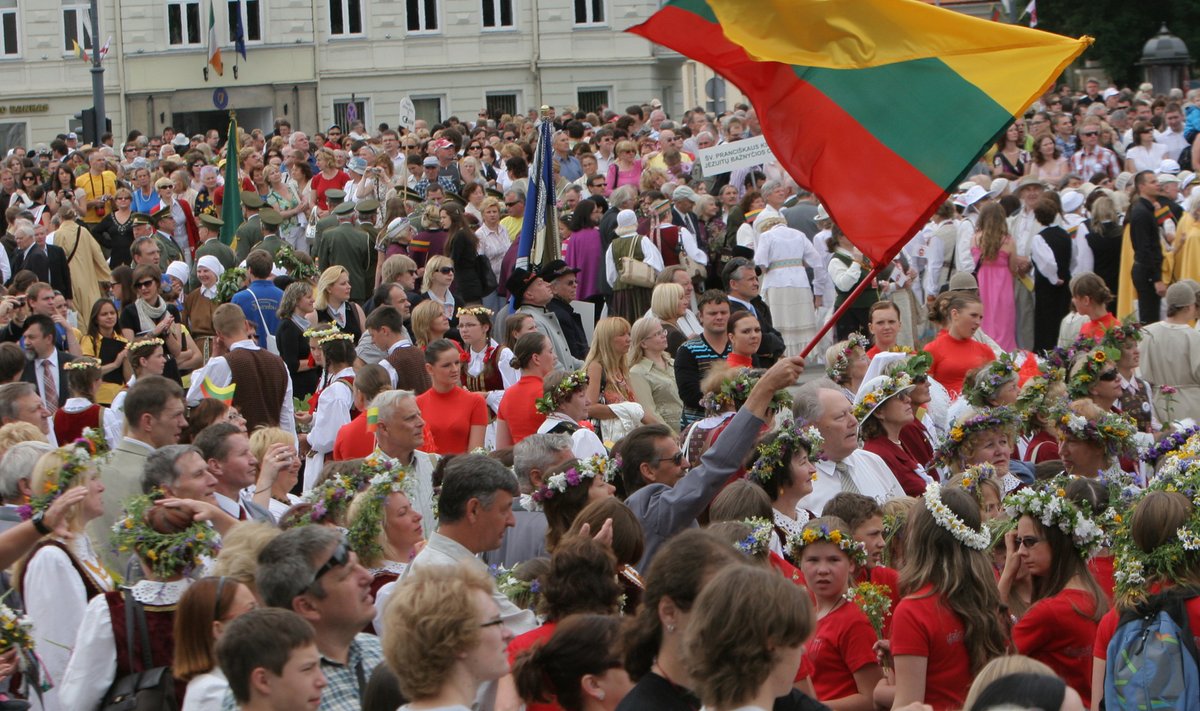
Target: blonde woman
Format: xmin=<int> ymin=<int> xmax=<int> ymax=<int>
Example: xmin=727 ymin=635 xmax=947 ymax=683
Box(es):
xmin=310 ymin=147 xmax=350 ymax=213
xmin=315 ymin=265 xmax=366 ymax=341
xmin=649 ymin=282 xmax=690 ymax=355
xmin=628 ymin=315 xmax=685 ymax=433
xmin=247 ymin=427 xmax=302 ymax=521
xmin=584 ymin=317 xmax=656 ymax=442
xmin=417 ymin=253 xmax=458 ymax=325
xmin=18 ymin=444 xmax=114 ymax=709
xmin=411 ymin=299 xmax=452 ymax=349
xmin=606 ymin=139 xmax=643 ymax=195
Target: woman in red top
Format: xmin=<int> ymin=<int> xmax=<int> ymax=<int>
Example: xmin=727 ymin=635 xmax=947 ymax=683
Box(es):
xmin=1071 ymin=272 xmax=1120 ymax=343
xmin=415 ymin=339 xmax=488 ymax=454
xmin=502 ymin=537 xmax=624 ymax=711
xmin=881 ymin=484 xmax=1006 ymax=711
xmin=794 ymin=517 xmax=882 ymax=711
xmin=309 ymin=148 xmax=349 ymax=213
xmin=923 ymin=291 xmax=995 ymax=396
xmin=1007 ymin=484 xmax=1108 ymax=708
xmin=513 ymin=615 xmax=630 ymax=711
xmin=855 ymin=372 xmax=927 ymax=496
xmin=496 ymin=332 xmax=556 ymax=448
xmin=725 ymin=310 xmax=761 ymax=369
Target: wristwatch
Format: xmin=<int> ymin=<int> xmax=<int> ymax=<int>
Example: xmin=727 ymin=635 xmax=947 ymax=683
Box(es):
xmin=31 ymin=510 xmax=51 ymax=536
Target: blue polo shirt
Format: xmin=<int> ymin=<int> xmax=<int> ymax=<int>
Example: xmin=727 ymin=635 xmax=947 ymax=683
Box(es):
xmin=230 ymin=279 xmax=283 ymax=349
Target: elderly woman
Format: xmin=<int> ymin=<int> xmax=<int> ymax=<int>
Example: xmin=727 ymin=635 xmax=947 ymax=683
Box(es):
xmin=383 ymin=564 xmax=514 ymax=709
xmin=605 ymin=209 xmax=664 ymax=324
xmin=276 ymin=281 xmax=321 ymax=401
xmin=534 ymin=369 xmax=607 ymax=460
xmin=119 ymin=264 xmax=185 ymax=383
xmin=248 ymin=427 xmax=302 ymax=522
xmin=346 ymin=467 xmax=425 ymax=602
xmin=1067 ymin=346 xmax=1123 ymax=415
xmin=1057 ymin=399 xmax=1138 ymax=481
xmin=315 ymin=265 xmax=366 ymax=341
xmin=935 ymin=406 xmax=1028 ymax=491
xmin=855 ymin=372 xmax=929 ymax=496
xmin=17 ymin=443 xmax=114 ymax=711
xmin=184 ymin=255 xmax=224 ymax=361
xmin=628 ymin=315 xmax=685 ymax=434
xmin=754 ymin=212 xmax=826 ymax=357
xmin=194 ymin=165 xmax=221 ymax=218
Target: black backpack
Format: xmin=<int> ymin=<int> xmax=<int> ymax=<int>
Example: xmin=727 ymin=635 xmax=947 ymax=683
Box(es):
xmin=100 ymin=590 xmax=178 ymax=711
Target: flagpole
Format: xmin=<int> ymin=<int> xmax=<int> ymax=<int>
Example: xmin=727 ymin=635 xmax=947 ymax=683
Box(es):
xmin=798 ymin=264 xmax=884 ymax=359
xmin=87 ymin=0 xmax=106 ymax=143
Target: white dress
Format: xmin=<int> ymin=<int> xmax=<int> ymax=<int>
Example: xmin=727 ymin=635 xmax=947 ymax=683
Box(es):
xmin=303 ymin=366 xmax=355 ymax=491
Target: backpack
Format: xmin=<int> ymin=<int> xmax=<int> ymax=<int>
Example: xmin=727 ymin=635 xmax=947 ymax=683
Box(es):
xmin=1103 ymin=587 xmax=1200 ymax=711
xmin=101 ymin=590 xmax=178 ymax=711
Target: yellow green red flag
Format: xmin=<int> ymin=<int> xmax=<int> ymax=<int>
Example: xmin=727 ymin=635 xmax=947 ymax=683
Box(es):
xmin=200 ymin=377 xmax=236 ymax=403
xmin=629 ymin=0 xmax=1091 ymax=264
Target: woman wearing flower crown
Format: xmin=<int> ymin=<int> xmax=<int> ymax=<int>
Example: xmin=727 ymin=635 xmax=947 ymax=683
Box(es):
xmin=1057 ymin=400 xmax=1138 ymax=481
xmin=960 ymin=353 xmax=1020 ymax=410
xmin=1004 ymin=482 xmax=1108 ymax=708
xmin=935 ymin=406 xmax=1029 ymax=490
xmin=1017 ymin=374 xmax=1068 ymax=464
xmin=535 ymin=370 xmax=607 ymax=460
xmin=878 ymin=484 xmax=1007 ymax=711
xmin=683 ymin=366 xmax=789 ymax=470
xmin=102 ymin=336 xmax=167 ymax=449
xmin=15 ymin=443 xmax=114 ymax=711
xmin=345 ymin=467 xmax=425 ymax=605
xmin=825 ymin=334 xmax=870 ymax=400
xmin=54 ymin=357 xmax=104 ymax=445
xmin=1068 ymin=346 xmax=1124 ymax=417
xmin=1101 ymin=322 xmax=1161 ymax=436
xmin=855 ymin=372 xmax=929 ymax=496
xmin=531 ymin=456 xmax=616 ymax=553
xmin=457 ymin=306 xmax=519 ymax=422
xmin=747 ymin=420 xmax=821 ymax=562
xmin=792 ymin=517 xmax=882 ymax=711
xmin=300 ymin=329 xmax=357 ymax=490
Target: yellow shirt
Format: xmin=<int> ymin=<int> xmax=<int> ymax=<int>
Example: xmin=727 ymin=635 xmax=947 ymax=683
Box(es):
xmin=499 ymin=216 xmax=523 ymax=243
xmin=78 ymin=171 xmax=118 ymax=223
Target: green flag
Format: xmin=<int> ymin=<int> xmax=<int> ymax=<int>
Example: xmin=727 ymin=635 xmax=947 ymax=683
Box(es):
xmin=219 ymin=112 xmax=242 ymax=245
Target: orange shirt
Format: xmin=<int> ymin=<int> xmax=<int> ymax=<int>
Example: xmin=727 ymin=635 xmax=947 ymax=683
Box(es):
xmin=1078 ymin=313 xmax=1121 ymax=342
xmin=923 ymin=330 xmax=995 ymax=395
xmin=497 ymin=375 xmax=547 ymax=445
xmin=415 ymin=386 xmax=488 ymax=455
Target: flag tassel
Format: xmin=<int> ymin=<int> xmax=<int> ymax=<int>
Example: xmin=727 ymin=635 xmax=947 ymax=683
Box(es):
xmin=799 ymin=264 xmax=885 ymax=359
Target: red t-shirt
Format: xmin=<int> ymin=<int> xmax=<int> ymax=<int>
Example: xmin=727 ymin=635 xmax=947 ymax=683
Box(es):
xmin=416 ymin=387 xmax=488 ymax=455
xmin=1078 ymin=313 xmax=1121 ymax=343
xmin=1092 ymin=595 xmax=1200 ymax=661
xmin=1088 ymin=555 xmax=1115 ymax=605
xmin=332 ymin=411 xmax=438 ymax=461
xmin=211 ymin=176 xmax=256 ymax=207
xmin=1012 ymin=589 xmax=1101 ymax=708
xmin=889 ymin=586 xmax=973 ymax=711
xmin=310 ymin=170 xmax=351 ymax=210
xmin=498 ymin=375 xmax=547 ymax=445
xmin=808 ymin=600 xmax=880 ymax=703
xmin=923 ymin=330 xmax=995 ymax=396
xmin=866 ymin=345 xmax=880 ymax=358
xmin=507 ymin=622 xmax=561 ymax=711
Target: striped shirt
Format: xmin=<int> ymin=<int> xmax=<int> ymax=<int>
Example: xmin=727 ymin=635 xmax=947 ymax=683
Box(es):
xmin=674 ymin=334 xmax=732 ymax=425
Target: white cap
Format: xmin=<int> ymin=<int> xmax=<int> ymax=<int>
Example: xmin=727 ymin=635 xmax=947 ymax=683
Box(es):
xmin=1159 ymin=159 xmax=1182 ymax=175
xmin=1061 ymin=190 xmax=1085 ymax=213
xmin=165 ymin=261 xmax=189 ymax=285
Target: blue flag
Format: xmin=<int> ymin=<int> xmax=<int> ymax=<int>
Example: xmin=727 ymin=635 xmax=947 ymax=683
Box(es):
xmin=233 ymin=0 xmax=247 ymax=59
xmin=514 ymin=117 xmax=559 ymax=275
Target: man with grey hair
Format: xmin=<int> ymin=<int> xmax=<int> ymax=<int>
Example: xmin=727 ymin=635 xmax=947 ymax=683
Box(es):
xmin=670 ymin=184 xmax=701 ymax=239
xmin=793 ymin=378 xmax=904 ymax=514
xmin=371 ymin=390 xmax=436 ymax=536
xmin=0 ymin=440 xmax=52 ymax=531
xmin=255 ymin=526 xmax=383 ymax=711
xmin=483 ymin=433 xmax=573 ymax=568
xmin=500 ymin=186 xmax=526 ymax=243
xmin=0 ymin=382 xmax=51 ymax=441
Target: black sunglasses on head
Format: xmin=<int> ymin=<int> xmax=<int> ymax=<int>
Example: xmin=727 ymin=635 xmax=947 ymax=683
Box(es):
xmin=306 ymin=540 xmax=350 ymax=592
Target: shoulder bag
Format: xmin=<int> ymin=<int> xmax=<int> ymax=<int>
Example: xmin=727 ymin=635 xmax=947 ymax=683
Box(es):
xmin=618 ymin=235 xmax=656 ymax=289
xmin=100 ymin=590 xmax=178 ymax=711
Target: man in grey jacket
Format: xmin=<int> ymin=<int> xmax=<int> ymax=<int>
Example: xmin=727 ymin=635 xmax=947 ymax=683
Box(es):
xmin=619 ymin=356 xmax=804 ymax=569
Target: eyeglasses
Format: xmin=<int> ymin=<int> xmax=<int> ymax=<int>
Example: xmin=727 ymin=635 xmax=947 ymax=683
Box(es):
xmin=1098 ymin=370 xmax=1119 ymax=382
xmin=306 ymin=540 xmax=350 ymax=592
xmin=656 ymin=451 xmax=685 ymax=466
xmin=436 ymin=266 xmax=455 ymax=275
xmin=116 ymin=196 xmax=131 ymax=200
xmin=1015 ymin=536 xmax=1043 ymax=549
xmin=1081 ymin=131 xmax=1099 ymax=137
xmin=135 ymin=279 xmax=156 ymax=289
xmin=468 ymin=145 xmax=482 ymax=151
xmin=402 ymin=144 xmax=418 ymax=149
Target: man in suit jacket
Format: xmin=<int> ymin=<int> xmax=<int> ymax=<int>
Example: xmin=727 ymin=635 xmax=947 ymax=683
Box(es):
xmin=722 ymin=257 xmax=785 ymax=366
xmin=8 ymin=221 xmax=48 ymax=284
xmin=20 ymin=314 xmax=74 ymax=414
xmin=87 ymin=375 xmax=188 ymax=570
xmin=193 ymin=422 xmax=275 ymax=523
xmin=36 ymin=224 xmax=72 ymax=300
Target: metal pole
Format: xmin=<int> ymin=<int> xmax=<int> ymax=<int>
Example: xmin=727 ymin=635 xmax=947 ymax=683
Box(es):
xmin=89 ymin=0 xmax=106 ymax=143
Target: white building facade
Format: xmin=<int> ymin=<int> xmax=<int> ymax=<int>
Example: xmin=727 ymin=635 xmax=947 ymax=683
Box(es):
xmin=0 ymin=0 xmax=683 ymax=152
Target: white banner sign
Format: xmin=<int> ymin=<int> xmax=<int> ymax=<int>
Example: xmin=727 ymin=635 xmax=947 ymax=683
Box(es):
xmin=697 ymin=135 xmax=774 ymax=176
xmin=398 ymin=96 xmax=416 ymax=131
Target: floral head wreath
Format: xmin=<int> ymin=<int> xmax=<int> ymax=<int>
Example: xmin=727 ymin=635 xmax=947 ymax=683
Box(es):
xmin=1014 ymin=375 xmax=1065 ymax=435
xmin=1041 ymin=342 xmax=1082 ymax=378
xmin=1004 ymin=478 xmax=1107 ymax=558
xmin=303 ymin=325 xmax=340 ymax=340
xmin=922 ymin=482 xmax=991 ymax=551
xmin=787 ymin=522 xmax=869 ymax=566
xmin=456 ymin=305 xmax=493 ymax=321
xmin=732 ymin=517 xmax=775 ymax=556
xmin=19 ymin=435 xmax=107 ymax=519
xmin=934 ymin=406 xmax=1019 ymax=468
xmin=214 ymin=267 xmax=247 ymax=304
xmin=699 ymin=367 xmax=792 ymax=415
xmin=346 ymin=457 xmax=417 ymax=563
xmin=1095 ymin=319 xmax=1144 ymax=350
xmin=276 ymin=244 xmax=320 ymax=281
xmin=887 ymin=349 xmax=933 ymax=380
xmin=1143 ymin=425 xmax=1200 ymax=466
xmin=1066 ymin=346 xmax=1121 ymax=400
xmin=64 ymin=357 xmax=101 ymax=371
xmin=961 ymin=352 xmax=1019 ymax=408
xmin=521 ymin=455 xmax=614 ymax=512
xmin=301 ymin=473 xmax=364 ymax=526
xmin=952 ymin=462 xmax=998 ymax=508
xmin=748 ymin=419 xmax=824 ymax=485
xmin=826 ymin=333 xmax=871 ymax=383
xmin=852 ymin=372 xmax=914 ymax=422
xmin=1058 ymin=409 xmax=1140 ymax=460
xmin=318 ymin=330 xmax=355 ymax=346
xmin=111 ymin=491 xmax=221 ymax=579
xmin=535 ymin=370 xmax=589 ymax=415
xmin=125 ymin=337 xmax=164 ymax=353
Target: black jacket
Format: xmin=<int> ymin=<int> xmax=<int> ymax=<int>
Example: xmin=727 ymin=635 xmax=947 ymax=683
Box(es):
xmin=729 ymin=296 xmax=785 ymax=365
xmin=548 ymin=297 xmax=589 ymax=361
xmin=21 ymin=350 xmax=76 ymax=407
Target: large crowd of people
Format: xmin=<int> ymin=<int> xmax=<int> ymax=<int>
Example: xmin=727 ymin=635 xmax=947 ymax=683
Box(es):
xmin=0 ymin=79 xmax=1198 ymax=711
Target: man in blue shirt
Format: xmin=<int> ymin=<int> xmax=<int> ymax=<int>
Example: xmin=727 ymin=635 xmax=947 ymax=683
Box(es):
xmin=230 ymin=249 xmax=283 ymax=350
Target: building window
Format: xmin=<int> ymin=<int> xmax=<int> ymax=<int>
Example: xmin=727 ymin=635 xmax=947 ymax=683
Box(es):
xmin=573 ymin=0 xmax=604 ymax=25
xmin=167 ymin=0 xmax=202 ymax=46
xmin=482 ymin=0 xmax=513 ymax=29
xmin=486 ymin=93 xmax=518 ymax=119
xmin=577 ymin=88 xmax=609 ymax=115
xmin=0 ymin=1 xmax=17 ymax=56
xmin=406 ymin=0 xmax=438 ymax=33
xmin=411 ymin=97 xmax=443 ymax=126
xmin=333 ymin=99 xmax=368 ymax=131
xmin=0 ymin=122 xmax=26 ymax=158
xmin=62 ymin=2 xmax=92 ymax=53
xmin=227 ymin=0 xmax=261 ymax=43
xmin=329 ymin=0 xmax=362 ymax=36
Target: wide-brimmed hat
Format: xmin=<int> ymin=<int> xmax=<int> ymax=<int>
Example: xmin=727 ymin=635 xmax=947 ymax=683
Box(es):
xmin=1015 ymin=175 xmax=1046 ymax=192
xmin=852 ymin=373 xmax=916 ymax=422
xmin=505 ymin=267 xmax=541 ymax=303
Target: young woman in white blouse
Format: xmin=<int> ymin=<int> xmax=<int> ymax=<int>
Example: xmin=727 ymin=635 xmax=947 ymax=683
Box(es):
xmin=299 ymin=331 xmax=357 ymax=491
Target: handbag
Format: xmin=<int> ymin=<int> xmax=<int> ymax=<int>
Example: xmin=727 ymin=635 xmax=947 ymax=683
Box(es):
xmin=678 ymin=248 xmax=706 ymax=281
xmin=303 ymin=206 xmax=320 ymax=245
xmin=248 ymin=288 xmax=280 ymax=355
xmin=476 ymin=253 xmax=498 ymax=294
xmin=100 ymin=590 xmax=178 ymax=711
xmin=618 ymin=236 xmax=657 ymax=289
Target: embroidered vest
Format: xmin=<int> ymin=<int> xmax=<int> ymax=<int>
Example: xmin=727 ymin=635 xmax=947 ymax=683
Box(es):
xmin=462 ymin=346 xmax=504 ymax=393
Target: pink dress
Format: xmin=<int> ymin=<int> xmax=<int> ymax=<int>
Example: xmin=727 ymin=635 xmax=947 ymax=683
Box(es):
xmin=972 ymin=244 xmax=1017 ymax=350
xmin=606 ymin=159 xmax=643 ymax=195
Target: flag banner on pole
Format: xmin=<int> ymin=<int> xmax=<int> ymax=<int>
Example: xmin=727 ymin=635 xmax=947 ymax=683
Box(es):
xmin=208 ymin=0 xmax=223 ymax=75
xmin=99 ymin=35 xmax=112 ymax=61
xmin=220 ymin=113 xmax=242 ymax=245
xmin=514 ymin=116 xmax=560 ymax=273
xmin=629 ymin=0 xmax=1089 ymax=265
xmin=72 ymin=40 xmax=89 ymax=63
xmin=233 ymin=0 xmax=247 ymax=60
xmin=366 ymin=407 xmax=379 ymax=433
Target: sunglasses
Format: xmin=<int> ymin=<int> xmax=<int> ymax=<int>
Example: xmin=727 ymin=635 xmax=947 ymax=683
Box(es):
xmin=116 ymin=196 xmax=131 ymax=200
xmin=1081 ymin=131 xmax=1099 ymax=137
xmin=22 ymin=175 xmax=36 ymax=181
xmin=403 ymin=144 xmax=418 ymax=149
xmin=1098 ymin=370 xmax=1119 ymax=382
xmin=135 ymin=279 xmax=156 ymax=289
xmin=656 ymin=451 xmax=685 ymax=466
xmin=505 ymin=201 xmax=520 ymax=207
xmin=306 ymin=540 xmax=350 ymax=591
xmin=124 ymin=148 xmax=138 ymax=153
xmin=468 ymin=145 xmax=482 ymax=150
xmin=1015 ymin=536 xmax=1043 ymax=549
xmin=436 ymin=267 xmax=455 ymax=275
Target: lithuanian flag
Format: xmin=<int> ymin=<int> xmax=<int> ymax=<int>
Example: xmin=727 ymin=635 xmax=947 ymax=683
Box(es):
xmin=630 ymin=0 xmax=1090 ymax=264
xmin=200 ymin=377 xmax=236 ymax=403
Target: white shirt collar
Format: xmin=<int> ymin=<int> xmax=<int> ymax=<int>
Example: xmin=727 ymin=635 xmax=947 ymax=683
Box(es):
xmin=230 ymin=339 xmax=260 ymax=352
xmin=213 ymin=491 xmax=245 ymax=519
xmin=130 ymin=579 xmax=191 ymax=605
xmin=37 ymin=350 xmax=59 ymax=368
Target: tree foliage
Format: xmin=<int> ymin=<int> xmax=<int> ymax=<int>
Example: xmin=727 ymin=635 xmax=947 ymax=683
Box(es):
xmin=1036 ymin=0 xmax=1200 ymax=88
